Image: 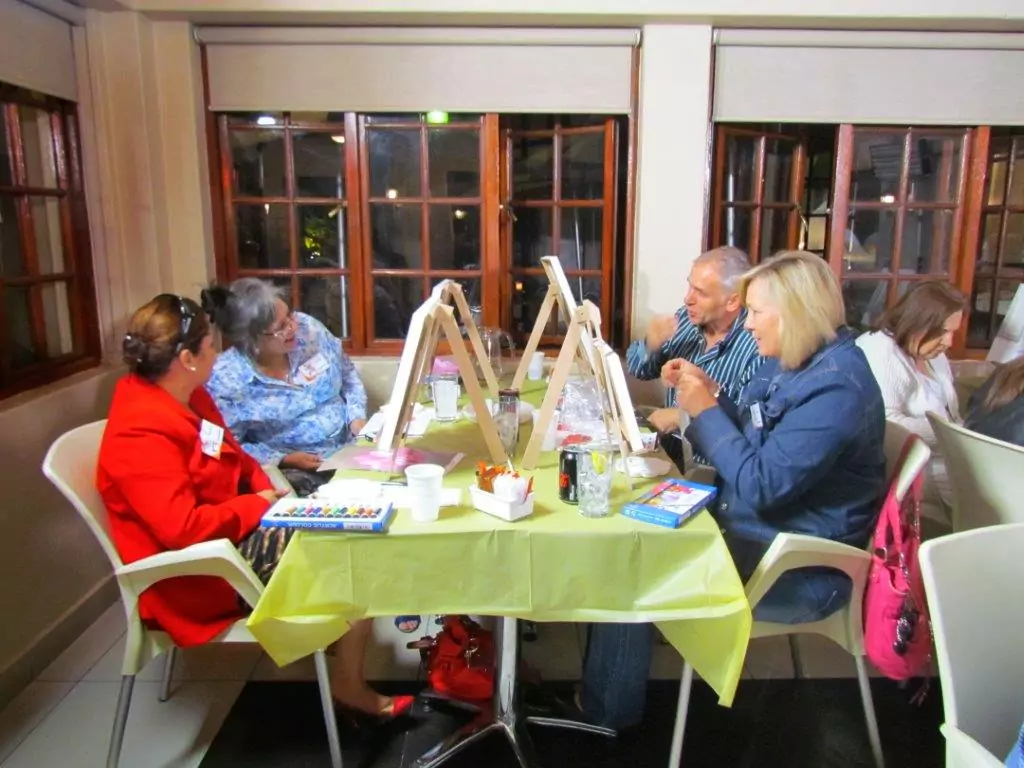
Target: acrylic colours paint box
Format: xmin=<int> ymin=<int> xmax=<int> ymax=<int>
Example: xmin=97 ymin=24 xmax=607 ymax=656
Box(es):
xmin=260 ymin=499 xmax=395 ymax=532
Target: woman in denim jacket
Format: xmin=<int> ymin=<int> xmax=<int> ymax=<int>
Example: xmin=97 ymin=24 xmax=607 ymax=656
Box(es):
xmin=577 ymin=251 xmax=886 ymax=731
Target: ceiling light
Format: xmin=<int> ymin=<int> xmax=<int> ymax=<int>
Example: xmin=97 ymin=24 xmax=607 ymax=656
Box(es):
xmin=426 ymin=111 xmax=450 ymax=125
xmin=256 ymin=115 xmax=278 ymax=126
xmin=386 ymin=189 xmax=398 ymax=200
xmin=331 ymin=135 xmax=345 ymax=144
xmin=453 ymin=209 xmax=467 ymax=220
xmin=880 ymin=194 xmax=896 ymax=204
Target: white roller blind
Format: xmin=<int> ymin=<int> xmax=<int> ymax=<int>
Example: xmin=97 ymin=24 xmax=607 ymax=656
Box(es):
xmin=0 ymin=0 xmax=76 ymax=101
xmin=199 ymin=27 xmax=639 ymax=114
xmin=713 ymin=29 xmax=1024 ymax=125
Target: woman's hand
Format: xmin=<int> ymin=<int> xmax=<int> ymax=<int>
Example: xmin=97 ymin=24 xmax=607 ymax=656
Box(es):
xmin=661 ymin=358 xmax=687 ymax=387
xmin=675 ymin=364 xmax=720 ymax=418
xmin=280 ymin=452 xmax=321 ymax=471
xmin=349 ymin=419 xmax=368 ymax=437
xmin=257 ymin=488 xmax=289 ymax=504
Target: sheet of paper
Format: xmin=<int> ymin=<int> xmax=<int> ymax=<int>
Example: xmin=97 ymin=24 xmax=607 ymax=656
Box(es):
xmin=315 ymin=479 xmax=463 ymax=508
xmin=358 ymin=403 xmax=434 ymax=440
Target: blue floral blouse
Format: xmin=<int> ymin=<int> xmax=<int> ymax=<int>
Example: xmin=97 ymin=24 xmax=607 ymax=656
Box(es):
xmin=205 ymin=312 xmax=368 ymax=465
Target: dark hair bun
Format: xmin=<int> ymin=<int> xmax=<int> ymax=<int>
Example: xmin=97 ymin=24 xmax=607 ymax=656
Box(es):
xmin=122 ymin=332 xmax=148 ymax=369
xmin=200 ymin=285 xmax=234 ymax=327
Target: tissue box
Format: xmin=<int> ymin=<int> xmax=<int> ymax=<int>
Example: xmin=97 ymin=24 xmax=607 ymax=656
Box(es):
xmin=469 ymin=486 xmax=534 ymax=522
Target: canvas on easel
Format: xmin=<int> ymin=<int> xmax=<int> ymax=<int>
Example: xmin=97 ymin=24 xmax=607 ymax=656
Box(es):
xmin=376 ymin=295 xmax=508 ymax=466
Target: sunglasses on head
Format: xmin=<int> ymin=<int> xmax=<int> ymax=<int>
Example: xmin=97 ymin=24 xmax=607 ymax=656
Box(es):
xmin=158 ymin=294 xmax=196 ymax=354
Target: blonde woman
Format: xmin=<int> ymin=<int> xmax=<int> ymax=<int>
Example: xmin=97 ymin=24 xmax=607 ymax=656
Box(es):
xmin=572 ymin=252 xmax=886 ymax=731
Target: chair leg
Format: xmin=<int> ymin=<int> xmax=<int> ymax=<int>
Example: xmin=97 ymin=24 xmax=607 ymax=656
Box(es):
xmin=314 ymin=649 xmax=343 ymax=768
xmin=854 ymin=656 xmax=884 ymax=768
xmin=668 ymin=662 xmax=694 ymax=768
xmin=107 ymin=674 xmax=135 ymax=768
xmin=158 ymin=647 xmax=177 ymax=703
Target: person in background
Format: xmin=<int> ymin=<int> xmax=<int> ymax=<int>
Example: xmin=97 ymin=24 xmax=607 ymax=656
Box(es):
xmin=576 ymin=251 xmax=886 ymax=731
xmin=204 ymin=278 xmax=368 ymax=497
xmin=965 ymin=355 xmax=1024 ymax=446
xmin=856 ymin=281 xmax=966 ymax=527
xmin=624 ymin=246 xmax=763 ymax=471
xmin=97 ymin=294 xmax=411 ymax=719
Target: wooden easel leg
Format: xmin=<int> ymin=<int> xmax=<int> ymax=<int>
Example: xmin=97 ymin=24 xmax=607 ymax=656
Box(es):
xmin=522 ymin=319 xmax=585 ymax=470
xmin=512 ymin=286 xmax=559 ymax=391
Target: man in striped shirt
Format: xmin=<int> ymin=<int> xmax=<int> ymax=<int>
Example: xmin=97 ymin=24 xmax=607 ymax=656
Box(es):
xmin=626 ymin=246 xmax=763 ymax=468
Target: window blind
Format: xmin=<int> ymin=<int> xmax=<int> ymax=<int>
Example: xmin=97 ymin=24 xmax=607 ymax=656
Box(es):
xmin=0 ymin=0 xmax=76 ymax=101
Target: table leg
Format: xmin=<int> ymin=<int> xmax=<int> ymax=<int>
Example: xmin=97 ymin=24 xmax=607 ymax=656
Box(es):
xmin=414 ymin=617 xmax=614 ymax=768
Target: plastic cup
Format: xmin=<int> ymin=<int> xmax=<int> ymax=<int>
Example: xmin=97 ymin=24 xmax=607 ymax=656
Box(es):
xmin=431 ymin=373 xmax=461 ymax=422
xmin=527 ymin=351 xmax=546 ymax=380
xmin=405 ymin=463 xmax=445 ymax=522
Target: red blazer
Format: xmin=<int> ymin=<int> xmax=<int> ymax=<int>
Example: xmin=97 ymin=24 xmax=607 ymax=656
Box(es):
xmin=96 ymin=374 xmax=273 ymax=646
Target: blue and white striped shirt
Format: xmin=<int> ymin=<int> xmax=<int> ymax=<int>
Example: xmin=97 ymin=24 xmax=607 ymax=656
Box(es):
xmin=626 ymin=308 xmax=763 ymax=463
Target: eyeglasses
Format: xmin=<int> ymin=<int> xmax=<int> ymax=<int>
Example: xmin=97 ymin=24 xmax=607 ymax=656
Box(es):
xmin=158 ymin=294 xmax=196 ymax=354
xmin=261 ymin=311 xmax=297 ymax=339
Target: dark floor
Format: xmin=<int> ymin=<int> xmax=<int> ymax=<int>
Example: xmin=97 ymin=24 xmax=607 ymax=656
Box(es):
xmin=201 ymin=677 xmax=944 ymax=768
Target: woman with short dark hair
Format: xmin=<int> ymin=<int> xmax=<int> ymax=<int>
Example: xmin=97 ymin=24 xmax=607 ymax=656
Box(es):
xmin=965 ymin=356 xmax=1024 ymax=446
xmin=856 ymin=281 xmax=966 ymax=524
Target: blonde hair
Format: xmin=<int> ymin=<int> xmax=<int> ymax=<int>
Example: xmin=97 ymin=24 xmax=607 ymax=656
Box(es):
xmin=740 ymin=251 xmax=846 ymax=369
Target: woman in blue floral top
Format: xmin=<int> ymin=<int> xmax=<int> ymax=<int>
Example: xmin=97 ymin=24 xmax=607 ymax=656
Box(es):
xmin=203 ymin=279 xmax=368 ymax=495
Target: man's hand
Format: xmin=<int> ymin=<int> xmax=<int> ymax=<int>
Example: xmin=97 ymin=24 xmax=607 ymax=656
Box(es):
xmin=280 ymin=451 xmax=322 ymax=471
xmin=645 ymin=314 xmax=678 ymax=351
xmin=647 ymin=408 xmax=681 ymax=434
xmin=349 ymin=419 xmax=368 ymax=437
xmin=257 ymin=488 xmax=289 ymax=504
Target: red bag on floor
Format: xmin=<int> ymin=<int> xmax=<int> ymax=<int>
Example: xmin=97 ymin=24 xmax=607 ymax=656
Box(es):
xmin=408 ymin=616 xmax=495 ymax=702
xmin=863 ymin=436 xmax=932 ymax=681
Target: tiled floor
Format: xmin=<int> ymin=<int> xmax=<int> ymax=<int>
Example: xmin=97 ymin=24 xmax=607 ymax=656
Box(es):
xmin=0 ymin=605 xmax=878 ymax=767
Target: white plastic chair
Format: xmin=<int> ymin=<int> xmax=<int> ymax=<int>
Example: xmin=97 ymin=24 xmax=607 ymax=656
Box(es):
xmin=920 ymin=523 xmax=1024 ymax=766
xmin=667 ymin=434 xmax=932 ymax=768
xmin=927 ymin=412 xmax=1024 ymax=531
xmin=41 ymin=421 xmax=342 ymax=768
xmin=940 ymin=725 xmax=1005 ymax=768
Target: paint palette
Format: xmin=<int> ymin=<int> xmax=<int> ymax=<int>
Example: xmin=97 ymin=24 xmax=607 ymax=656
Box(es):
xmin=260 ymin=499 xmax=395 ymax=532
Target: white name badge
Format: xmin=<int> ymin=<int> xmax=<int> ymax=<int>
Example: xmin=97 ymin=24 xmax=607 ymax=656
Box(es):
xmin=199 ymin=419 xmax=225 ymax=459
xmin=749 ymin=403 xmax=765 ymax=430
xmin=296 ymin=353 xmax=329 ymax=384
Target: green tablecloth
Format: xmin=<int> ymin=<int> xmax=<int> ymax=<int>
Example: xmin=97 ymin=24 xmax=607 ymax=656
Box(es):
xmin=247 ymin=381 xmax=752 ymax=705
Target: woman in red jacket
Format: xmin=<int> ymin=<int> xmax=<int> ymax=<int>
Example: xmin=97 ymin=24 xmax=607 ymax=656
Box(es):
xmin=96 ymin=294 xmax=411 ymax=719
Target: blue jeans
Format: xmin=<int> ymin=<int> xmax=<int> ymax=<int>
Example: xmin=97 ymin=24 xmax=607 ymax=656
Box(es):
xmin=580 ymin=540 xmax=853 ymax=730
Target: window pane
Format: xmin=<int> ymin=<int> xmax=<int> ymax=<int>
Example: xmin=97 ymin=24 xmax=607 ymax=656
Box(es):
xmin=367 ymin=129 xmax=421 ymax=199
xmin=31 ymin=196 xmax=64 ymax=274
xmin=229 ymin=130 xmax=286 ymax=197
xmin=41 ymin=280 xmax=74 ymax=356
xmin=760 ymin=208 xmax=791 ymax=262
xmin=428 ymin=129 xmax=479 ymax=198
xmin=722 ymin=134 xmax=756 ymax=203
xmin=4 ymin=286 xmax=37 ymax=369
xmin=431 ymin=276 xmax=481 ymax=309
xmin=0 ymin=113 xmax=11 ymax=186
xmin=370 ymin=204 xmax=422 ymax=269
xmin=718 ymin=205 xmax=752 ymax=255
xmin=763 ymin=139 xmax=794 ymax=203
xmin=978 ymin=213 xmax=1002 ymax=272
xmin=987 ymin=137 xmax=1009 ymax=206
xmin=908 ymin=135 xmax=963 ymax=204
xmin=511 ymin=135 xmax=553 ymax=200
xmin=900 ymin=209 xmax=953 ymax=275
xmin=300 ymin=275 xmax=349 ymax=340
xmin=968 ymin=278 xmax=997 ymax=348
xmin=559 ymin=207 xmax=603 ymax=271
xmin=1004 ymin=213 xmax=1024 ymax=270
xmin=235 ymin=203 xmax=290 ymax=270
xmin=511 ymin=206 xmax=553 ymax=268
xmin=19 ymin=106 xmax=56 ymax=189
xmin=510 ymin=273 xmax=602 ymax=337
xmin=852 ymin=132 xmax=903 ymax=203
xmin=429 ymin=204 xmax=480 ymax=271
xmin=0 ymin=196 xmax=25 ymax=277
xmin=843 ymin=280 xmax=889 ymax=332
xmin=1010 ymin=140 xmax=1024 ymax=207
xmin=293 ymin=132 xmax=345 ymax=198
xmin=373 ymin=276 xmax=421 ymax=339
xmin=297 ymin=204 xmax=344 ymax=269
xmin=844 ymin=207 xmax=896 ymax=274
xmin=561 ymin=132 xmax=604 ymax=200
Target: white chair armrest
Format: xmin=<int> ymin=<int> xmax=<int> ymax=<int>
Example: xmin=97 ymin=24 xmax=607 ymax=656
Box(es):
xmin=115 ymin=539 xmax=264 ymax=609
xmin=941 ymin=724 xmax=1005 ymax=768
xmin=745 ymin=533 xmax=871 ymax=610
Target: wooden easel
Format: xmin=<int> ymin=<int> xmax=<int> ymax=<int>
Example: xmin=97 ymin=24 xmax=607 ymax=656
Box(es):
xmin=426 ymin=280 xmax=501 ymax=399
xmin=377 ymin=297 xmax=507 ymax=466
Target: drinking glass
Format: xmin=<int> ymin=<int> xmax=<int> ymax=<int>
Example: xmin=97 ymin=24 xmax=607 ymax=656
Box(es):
xmin=577 ymin=444 xmax=615 ymax=518
xmin=431 ymin=373 xmax=460 ymax=422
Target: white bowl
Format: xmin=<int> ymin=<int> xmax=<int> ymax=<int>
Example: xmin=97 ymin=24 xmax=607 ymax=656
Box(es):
xmin=469 ymin=486 xmax=535 ymax=522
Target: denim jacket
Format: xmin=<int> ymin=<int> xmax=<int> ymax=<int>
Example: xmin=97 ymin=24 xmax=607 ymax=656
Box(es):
xmin=686 ymin=328 xmax=886 ymax=552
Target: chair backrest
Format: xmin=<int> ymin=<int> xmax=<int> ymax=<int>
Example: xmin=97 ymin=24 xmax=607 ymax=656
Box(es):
xmin=920 ymin=524 xmax=1024 ymax=759
xmin=41 ymin=420 xmax=123 ymax=569
xmin=927 ymin=413 xmax=1024 ymax=530
xmin=883 ymin=422 xmax=931 ymax=505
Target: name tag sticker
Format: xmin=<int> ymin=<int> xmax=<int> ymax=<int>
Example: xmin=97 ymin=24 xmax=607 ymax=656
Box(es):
xmin=199 ymin=419 xmax=225 ymax=459
xmin=749 ymin=403 xmax=764 ymax=430
xmin=296 ymin=353 xmax=329 ymax=384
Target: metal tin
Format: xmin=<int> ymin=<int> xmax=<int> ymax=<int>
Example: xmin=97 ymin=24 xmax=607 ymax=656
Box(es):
xmin=558 ymin=447 xmax=579 ymax=504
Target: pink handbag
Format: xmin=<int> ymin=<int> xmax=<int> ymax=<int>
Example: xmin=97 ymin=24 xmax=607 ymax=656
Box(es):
xmin=863 ymin=437 xmax=932 ymax=681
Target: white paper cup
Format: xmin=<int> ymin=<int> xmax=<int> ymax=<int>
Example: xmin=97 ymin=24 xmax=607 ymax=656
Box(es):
xmin=405 ymin=463 xmax=445 ymax=522
xmin=527 ymin=351 xmax=545 ymax=380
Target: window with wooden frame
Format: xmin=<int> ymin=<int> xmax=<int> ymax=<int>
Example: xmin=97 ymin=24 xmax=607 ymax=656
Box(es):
xmin=0 ymin=83 xmax=99 ymax=398
xmin=213 ymin=111 xmax=628 ymax=355
xmin=708 ymin=125 xmax=806 ymax=262
xmin=829 ymin=125 xmax=972 ymax=334
xmin=967 ymin=128 xmax=1024 ymax=349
